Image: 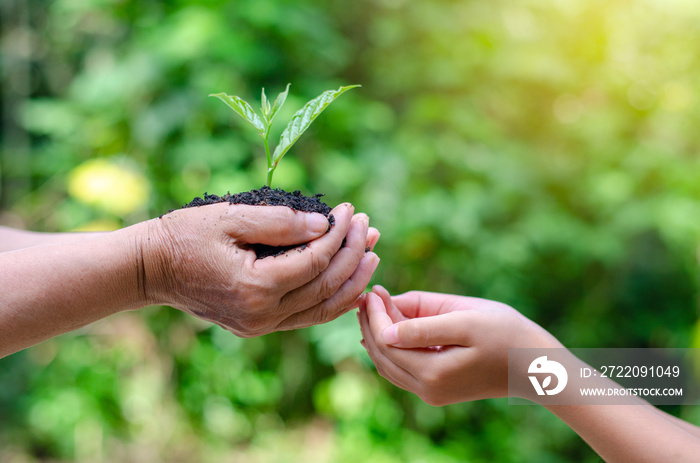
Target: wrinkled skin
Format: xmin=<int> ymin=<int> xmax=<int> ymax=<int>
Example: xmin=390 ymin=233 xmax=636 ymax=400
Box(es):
xmin=145 ymin=202 xmax=380 ymax=337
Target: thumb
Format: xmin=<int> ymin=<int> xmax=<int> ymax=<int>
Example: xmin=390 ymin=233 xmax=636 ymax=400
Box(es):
xmin=381 ymin=311 xmax=474 ymax=348
xmin=229 ymin=204 xmax=335 ymax=246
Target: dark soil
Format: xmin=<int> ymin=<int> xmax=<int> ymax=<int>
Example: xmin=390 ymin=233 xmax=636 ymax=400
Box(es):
xmin=172 ymin=186 xmax=334 ymax=259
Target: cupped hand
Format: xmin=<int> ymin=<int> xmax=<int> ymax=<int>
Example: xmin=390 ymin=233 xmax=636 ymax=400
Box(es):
xmin=358 ymin=286 xmax=560 ymax=406
xmin=143 ymin=202 xmax=380 ymax=337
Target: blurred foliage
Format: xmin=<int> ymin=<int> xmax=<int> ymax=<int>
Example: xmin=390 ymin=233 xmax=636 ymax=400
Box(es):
xmin=2 ymin=0 xmax=700 ymax=461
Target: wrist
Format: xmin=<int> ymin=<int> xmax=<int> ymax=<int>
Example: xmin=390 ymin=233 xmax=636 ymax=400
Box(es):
xmin=131 ymin=217 xmax=176 ymax=308
xmin=101 ymin=223 xmax=155 ymax=312
xmin=521 ymin=317 xmax=564 ymax=349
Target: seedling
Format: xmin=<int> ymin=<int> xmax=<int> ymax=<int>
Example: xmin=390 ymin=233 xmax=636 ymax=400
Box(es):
xmin=210 ymin=84 xmax=360 ymax=187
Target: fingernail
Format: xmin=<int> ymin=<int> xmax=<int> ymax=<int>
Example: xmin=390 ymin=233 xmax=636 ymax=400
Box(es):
xmin=307 ymin=213 xmax=329 ymax=233
xmin=382 ymin=325 xmax=399 ymax=345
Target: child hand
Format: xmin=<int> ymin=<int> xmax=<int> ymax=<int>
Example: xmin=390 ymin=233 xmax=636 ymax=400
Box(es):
xmin=357 ymin=286 xmax=561 ymax=406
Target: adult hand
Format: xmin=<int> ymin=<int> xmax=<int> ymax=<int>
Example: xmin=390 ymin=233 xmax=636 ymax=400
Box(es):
xmin=0 ymin=202 xmax=378 ymax=358
xmin=358 ymin=286 xmax=559 ymax=406
xmin=145 ymin=202 xmax=380 ymax=337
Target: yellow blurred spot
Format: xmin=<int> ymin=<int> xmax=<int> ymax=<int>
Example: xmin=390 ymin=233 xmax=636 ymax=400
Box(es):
xmin=660 ymin=81 xmax=694 ymax=112
xmin=68 ymin=158 xmax=149 ymax=216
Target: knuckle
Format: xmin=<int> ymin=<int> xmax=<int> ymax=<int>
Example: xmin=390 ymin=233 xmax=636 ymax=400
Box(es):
xmin=228 ymin=220 xmax=252 ymax=241
xmin=237 ymin=313 xmax=272 ymax=337
xmin=308 ymin=300 xmax=347 ymax=328
xmin=310 ymin=307 xmax=327 ymax=326
xmin=325 ymin=298 xmax=352 ymax=321
xmin=310 ymin=250 xmax=333 ymax=276
xmin=418 ymin=382 xmax=447 ymax=407
xmin=273 ymin=205 xmax=297 ymax=221
xmin=421 ymin=394 xmax=446 ymax=407
xmin=240 ymin=277 xmax=280 ymax=309
xmin=318 ymin=274 xmax=344 ymax=301
xmin=265 ymin=207 xmax=298 ymax=233
xmin=405 ymin=321 xmax=430 ymax=346
xmin=315 ymin=303 xmax=339 ymax=325
xmin=292 ymin=308 xmax=325 ymax=331
xmin=242 ymin=292 xmax=270 ymax=313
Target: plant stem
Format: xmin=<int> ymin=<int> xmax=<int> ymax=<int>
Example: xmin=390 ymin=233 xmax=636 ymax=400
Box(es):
xmin=263 ymin=137 xmax=273 ymax=187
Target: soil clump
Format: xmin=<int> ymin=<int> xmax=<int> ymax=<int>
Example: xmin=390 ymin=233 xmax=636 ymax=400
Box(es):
xmin=175 ymin=186 xmax=334 ymax=258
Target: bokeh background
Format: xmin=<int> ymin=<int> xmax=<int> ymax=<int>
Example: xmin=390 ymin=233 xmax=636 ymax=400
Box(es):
xmin=2 ymin=0 xmax=700 ymax=461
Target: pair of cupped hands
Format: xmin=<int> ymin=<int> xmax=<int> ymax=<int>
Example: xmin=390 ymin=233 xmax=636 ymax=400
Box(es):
xmin=159 ymin=201 xmax=558 ymax=406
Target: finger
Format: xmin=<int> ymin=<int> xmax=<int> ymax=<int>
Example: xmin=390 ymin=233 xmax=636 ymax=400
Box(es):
xmin=360 ymin=295 xmax=416 ymax=389
xmin=279 ymin=213 xmax=368 ymax=311
xmin=372 ymin=285 xmax=408 ymax=323
xmin=381 ymin=311 xmax=478 ymax=349
xmin=358 ymin=302 xmax=415 ymax=390
xmin=369 ymin=316 xmax=464 ymax=376
xmin=252 ymin=203 xmax=354 ymax=289
xmin=365 ymin=292 xmax=394 ymax=337
xmin=391 ymin=291 xmax=466 ymax=318
xmin=276 ymin=251 xmax=380 ymax=330
xmin=349 ymin=292 xmax=368 ymax=315
xmin=225 ymin=204 xmax=331 ymax=246
xmin=367 ymin=227 xmax=380 ymax=251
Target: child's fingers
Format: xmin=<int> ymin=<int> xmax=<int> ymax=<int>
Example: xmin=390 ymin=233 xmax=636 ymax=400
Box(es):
xmin=364 ymin=292 xmax=438 ymax=386
xmin=371 ymin=285 xmax=408 ymax=323
xmin=365 ymin=292 xmax=397 ymax=338
xmin=363 ymin=293 xmax=446 ymax=376
xmin=358 ymin=302 xmax=410 ymax=387
xmin=358 ymin=312 xmax=411 ymax=390
xmin=381 ymin=311 xmax=477 ymax=349
xmin=392 ymin=292 xmax=499 ymax=319
xmin=358 ymin=297 xmax=416 ymax=390
xmin=389 ymin=291 xmax=462 ymax=318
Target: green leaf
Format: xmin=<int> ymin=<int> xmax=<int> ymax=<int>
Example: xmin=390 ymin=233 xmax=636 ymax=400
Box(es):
xmin=268 ymin=83 xmax=291 ymax=126
xmin=261 ymin=88 xmax=271 ymax=121
xmin=272 ymin=85 xmax=360 ymax=166
xmin=209 ymin=92 xmax=266 ymax=138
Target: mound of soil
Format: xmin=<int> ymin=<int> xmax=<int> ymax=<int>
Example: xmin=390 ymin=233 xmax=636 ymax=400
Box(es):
xmin=174 ymin=186 xmax=334 ymax=259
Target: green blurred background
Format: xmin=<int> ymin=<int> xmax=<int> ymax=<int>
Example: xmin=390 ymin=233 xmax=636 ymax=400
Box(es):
xmin=2 ymin=0 xmax=700 ymax=461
